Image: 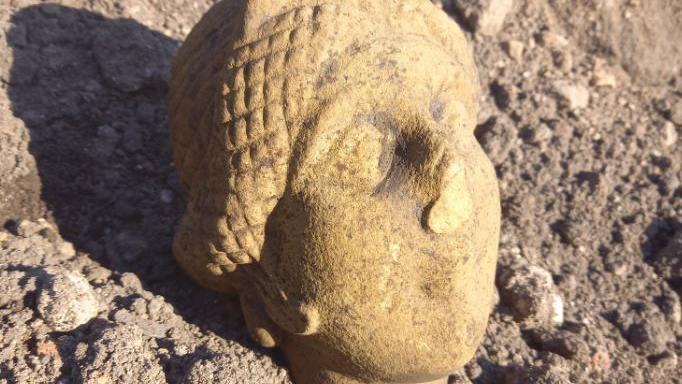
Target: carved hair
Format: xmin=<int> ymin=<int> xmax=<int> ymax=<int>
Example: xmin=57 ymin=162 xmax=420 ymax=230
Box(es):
xmin=169 ymin=0 xmax=475 ymax=296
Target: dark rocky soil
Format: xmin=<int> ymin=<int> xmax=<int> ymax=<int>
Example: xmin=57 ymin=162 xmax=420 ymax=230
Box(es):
xmin=0 ymin=0 xmax=680 ymax=383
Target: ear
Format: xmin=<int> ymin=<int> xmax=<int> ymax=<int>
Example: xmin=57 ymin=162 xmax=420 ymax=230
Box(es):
xmin=240 ymin=294 xmax=283 ymax=347
xmin=261 ymin=289 xmax=320 ymax=336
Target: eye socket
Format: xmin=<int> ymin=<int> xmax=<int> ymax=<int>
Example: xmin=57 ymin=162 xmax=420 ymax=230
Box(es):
xmin=305 ymin=120 xmax=396 ymax=192
xmin=373 ymin=115 xmax=443 ymax=198
xmin=392 ymin=130 xmax=432 ymax=170
xmin=297 ymin=110 xmax=442 ymax=196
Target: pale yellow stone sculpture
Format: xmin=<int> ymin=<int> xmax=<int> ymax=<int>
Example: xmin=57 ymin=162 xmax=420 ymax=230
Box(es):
xmin=168 ymin=1 xmax=500 ymax=383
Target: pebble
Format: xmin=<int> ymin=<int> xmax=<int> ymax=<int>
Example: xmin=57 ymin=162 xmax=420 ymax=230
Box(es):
xmin=83 ymin=264 xmax=112 ymax=284
xmin=663 ymin=121 xmax=678 ymax=147
xmin=524 ymin=124 xmax=553 ymax=147
xmin=119 ymin=272 xmax=143 ymax=291
xmin=36 ymin=267 xmax=100 ymax=332
xmin=174 ymin=343 xmax=191 ymax=356
xmin=524 ymin=327 xmax=589 ymax=359
xmin=554 ymin=82 xmax=590 ymax=111
xmin=658 ymin=289 xmax=682 ymax=324
xmin=498 ymin=262 xmax=564 ymax=327
xmin=452 ymin=0 xmax=514 ymax=36
xmin=670 ymin=100 xmax=682 ymax=125
xmin=551 ymin=293 xmax=565 ymax=326
xmin=477 ymin=0 xmax=514 ymax=36
xmin=0 ymin=230 xmax=9 ymax=244
xmin=610 ymin=260 xmax=629 ymax=276
xmin=58 ymin=241 xmax=77 ymax=258
xmin=502 ymin=40 xmax=524 ymax=62
xmin=478 ymin=0 xmax=514 ymax=36
xmin=475 ymin=114 xmax=516 ymax=165
xmin=131 ymin=297 xmax=148 ymax=316
xmin=592 ymin=66 xmax=618 ymax=88
xmin=147 ymin=296 xmax=172 ymax=321
xmin=539 ymin=31 xmax=568 ymax=48
xmin=15 ymin=218 xmax=52 ymax=238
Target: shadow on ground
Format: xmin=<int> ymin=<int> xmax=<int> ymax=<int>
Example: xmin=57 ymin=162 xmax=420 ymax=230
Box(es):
xmin=6 ymin=3 xmax=281 ymax=368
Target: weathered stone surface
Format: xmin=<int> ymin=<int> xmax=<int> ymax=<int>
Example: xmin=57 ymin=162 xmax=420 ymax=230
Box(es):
xmin=72 ymin=323 xmax=165 ymax=384
xmin=36 ymin=267 xmax=100 ymax=332
xmin=181 ymin=350 xmax=290 ymax=384
xmin=169 ymin=1 xmax=500 ymax=383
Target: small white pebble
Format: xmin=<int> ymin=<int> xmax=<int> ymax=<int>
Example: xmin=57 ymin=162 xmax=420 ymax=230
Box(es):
xmin=663 ymin=122 xmax=678 ymax=147
xmin=592 ymin=66 xmax=617 ymax=88
xmin=551 ymin=293 xmax=565 ymax=326
xmin=37 ymin=268 xmax=100 ymax=332
xmin=503 ymin=40 xmax=524 ymax=62
xmin=58 ymin=241 xmax=77 ymax=258
xmin=555 ymin=82 xmax=590 ymax=110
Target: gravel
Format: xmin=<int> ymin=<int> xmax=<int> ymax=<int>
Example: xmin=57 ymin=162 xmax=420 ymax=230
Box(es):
xmin=72 ymin=323 xmax=166 ymax=384
xmin=180 ymin=348 xmax=291 ymax=384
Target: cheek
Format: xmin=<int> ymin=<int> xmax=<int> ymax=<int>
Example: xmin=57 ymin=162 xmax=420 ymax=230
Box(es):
xmin=466 ymin=143 xmax=501 ymax=265
xmin=288 ymin=187 xmax=491 ymax=305
xmin=278 ymin=192 xmax=423 ymax=312
xmin=291 ymin=194 xmax=494 ymax=374
xmin=298 ymin=195 xmax=409 ymax=297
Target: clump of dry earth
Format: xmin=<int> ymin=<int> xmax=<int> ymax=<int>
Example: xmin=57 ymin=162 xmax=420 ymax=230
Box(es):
xmin=0 ymin=0 xmax=680 ymax=383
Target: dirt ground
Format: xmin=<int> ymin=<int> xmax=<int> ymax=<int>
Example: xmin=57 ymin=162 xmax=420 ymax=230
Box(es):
xmin=0 ymin=0 xmax=680 ymax=383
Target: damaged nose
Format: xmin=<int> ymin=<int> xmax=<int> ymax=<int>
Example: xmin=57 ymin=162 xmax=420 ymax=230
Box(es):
xmin=426 ymin=161 xmax=473 ymax=234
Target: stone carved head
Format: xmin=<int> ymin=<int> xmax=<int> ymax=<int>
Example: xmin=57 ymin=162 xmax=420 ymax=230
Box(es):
xmin=169 ymin=1 xmax=500 ymax=383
